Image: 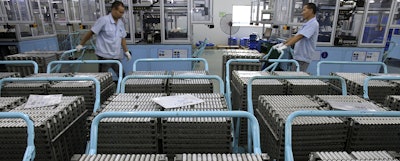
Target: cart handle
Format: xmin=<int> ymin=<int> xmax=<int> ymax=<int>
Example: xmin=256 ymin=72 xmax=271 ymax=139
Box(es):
xmin=0 ymin=112 xmax=35 ymax=161
xmin=87 ymin=111 xmax=261 ymax=155
xmin=363 ymin=76 xmax=400 ymax=99
xmin=121 ymin=74 xmax=224 ymax=95
xmin=133 ymin=58 xmax=209 ymax=71
xmin=0 ymin=60 xmax=39 ymax=74
xmin=317 ymin=61 xmax=388 ymax=76
xmin=261 ymin=59 xmax=300 ymax=72
xmin=52 ymin=47 xmax=87 ymax=72
xmin=284 ymin=110 xmax=400 ymax=161
xmin=47 ymin=60 xmax=123 ymax=93
xmin=0 ymin=77 xmax=101 ymax=112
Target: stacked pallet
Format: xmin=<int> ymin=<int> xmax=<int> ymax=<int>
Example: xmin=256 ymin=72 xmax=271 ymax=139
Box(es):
xmin=255 ymin=95 xmax=348 ymax=161
xmin=310 ymin=151 xmax=400 ymax=161
xmin=47 ymin=72 xmax=115 ymax=113
xmin=230 ymin=70 xmax=285 ymax=146
xmin=331 ymin=72 xmax=396 ymax=103
xmin=1 ymin=73 xmax=71 ymax=97
xmin=125 ymin=71 xmax=168 ymax=93
xmin=89 ymin=93 xmax=166 ymax=154
xmin=0 ymin=96 xmax=87 ymax=161
xmin=169 ymin=71 xmax=213 ymax=93
xmin=162 ymin=93 xmax=231 ymax=156
xmin=5 ymin=52 xmax=60 ymax=76
xmin=222 ymin=49 xmax=264 ymax=82
xmin=272 ymin=71 xmax=330 ymax=95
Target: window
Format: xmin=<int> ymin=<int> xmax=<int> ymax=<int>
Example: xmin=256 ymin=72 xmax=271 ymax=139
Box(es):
xmin=232 ymin=5 xmax=268 ymax=27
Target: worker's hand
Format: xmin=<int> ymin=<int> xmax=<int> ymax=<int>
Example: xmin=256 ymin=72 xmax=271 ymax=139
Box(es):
xmin=124 ymin=51 xmax=132 ymax=61
xmin=276 ymin=44 xmax=287 ymax=51
xmin=76 ymin=45 xmax=84 ymax=52
xmin=272 ymin=43 xmax=284 ymax=49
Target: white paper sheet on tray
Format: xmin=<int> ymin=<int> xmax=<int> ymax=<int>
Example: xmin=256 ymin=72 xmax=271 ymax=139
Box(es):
xmin=24 ymin=94 xmax=62 ymax=109
xmin=152 ymin=94 xmax=204 ymax=109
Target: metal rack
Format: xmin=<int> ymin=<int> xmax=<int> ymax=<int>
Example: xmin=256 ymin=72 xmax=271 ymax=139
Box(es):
xmin=78 ymin=111 xmax=266 ymax=160
xmin=284 ymin=110 xmax=400 ymax=161
xmin=244 ymin=75 xmax=347 ymax=161
xmin=0 ymin=76 xmax=102 ymax=161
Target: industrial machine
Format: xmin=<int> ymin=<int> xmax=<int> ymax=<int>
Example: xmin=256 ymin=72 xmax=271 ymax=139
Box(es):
xmin=0 ymin=0 xmax=59 ymax=53
xmin=77 ymin=0 xmax=213 ymax=71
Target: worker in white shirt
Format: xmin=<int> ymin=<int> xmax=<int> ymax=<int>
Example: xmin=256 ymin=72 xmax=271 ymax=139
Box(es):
xmin=273 ymin=3 xmax=319 ymax=72
xmin=76 ymin=1 xmax=131 ymax=75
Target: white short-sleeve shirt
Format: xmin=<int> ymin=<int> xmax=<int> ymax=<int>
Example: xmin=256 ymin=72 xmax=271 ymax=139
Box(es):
xmin=91 ymin=14 xmax=127 ymax=59
xmin=293 ymin=17 xmax=319 ymax=63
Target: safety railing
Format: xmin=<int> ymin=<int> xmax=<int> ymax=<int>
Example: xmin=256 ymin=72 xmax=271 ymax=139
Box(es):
xmin=132 ymin=58 xmax=209 ymax=72
xmin=51 ymin=47 xmax=87 ymax=73
xmin=284 ymin=110 xmax=400 ymax=161
xmin=317 ymin=61 xmax=388 ymax=76
xmin=86 ymin=111 xmax=262 ymax=155
xmin=0 ymin=112 xmax=35 ymax=161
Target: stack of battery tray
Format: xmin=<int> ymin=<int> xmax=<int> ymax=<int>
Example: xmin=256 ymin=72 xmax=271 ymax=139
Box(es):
xmin=370 ymin=73 xmax=400 ymax=95
xmin=47 ymin=72 xmax=116 ymax=113
xmin=230 ymin=70 xmax=285 ymax=146
xmin=347 ymin=116 xmax=400 ymax=151
xmin=272 ymin=71 xmax=330 ymax=95
xmin=71 ymin=154 xmax=168 ymax=161
xmin=162 ymin=93 xmax=231 ymax=156
xmin=90 ymin=93 xmax=166 ymax=154
xmin=309 ymin=151 xmax=400 ymax=161
xmin=5 ymin=52 xmax=59 ymax=76
xmin=221 ymin=49 xmax=264 ymax=83
xmin=174 ymin=153 xmax=270 ymax=161
xmin=1 ymin=73 xmax=71 ymax=97
xmin=314 ymin=95 xmax=400 ymax=152
xmin=384 ymin=95 xmax=400 ymax=111
xmin=255 ymin=95 xmax=348 ymax=161
xmin=168 ymin=71 xmax=213 ymax=93
xmin=0 ymin=72 xmax=20 ymax=79
xmin=331 ymin=72 xmax=397 ymax=103
xmin=125 ymin=71 xmax=168 ymax=93
xmin=0 ymin=96 xmax=87 ymax=161
xmin=314 ymin=95 xmax=387 ymax=111
xmin=0 ymin=97 xmax=26 ymax=112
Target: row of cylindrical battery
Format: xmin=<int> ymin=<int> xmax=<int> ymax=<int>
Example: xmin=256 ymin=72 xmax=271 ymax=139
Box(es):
xmin=4 ymin=52 xmax=64 ymax=76
xmin=256 ymin=94 xmax=400 ymax=161
xmin=125 ymin=70 xmax=214 ymax=93
xmin=72 ymin=153 xmax=270 ymax=161
xmin=88 ymin=92 xmax=232 ymax=156
xmin=310 ymin=151 xmax=399 ymax=161
xmin=0 ymin=96 xmax=87 ymax=161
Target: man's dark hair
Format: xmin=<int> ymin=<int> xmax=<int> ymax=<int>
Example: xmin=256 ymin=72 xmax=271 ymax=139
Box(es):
xmin=111 ymin=1 xmax=124 ymax=10
xmin=306 ymin=3 xmax=317 ymax=15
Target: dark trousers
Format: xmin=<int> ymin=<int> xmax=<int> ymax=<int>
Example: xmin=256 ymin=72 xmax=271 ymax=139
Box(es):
xmin=97 ymin=56 xmax=124 ymax=77
xmin=291 ymin=60 xmax=309 ymax=72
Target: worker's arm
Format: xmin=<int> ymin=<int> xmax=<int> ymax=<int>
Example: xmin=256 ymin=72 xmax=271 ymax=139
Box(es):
xmin=121 ymin=38 xmax=128 ymax=52
xmin=284 ymin=34 xmax=304 ymax=46
xmin=79 ymin=31 xmax=94 ymax=46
